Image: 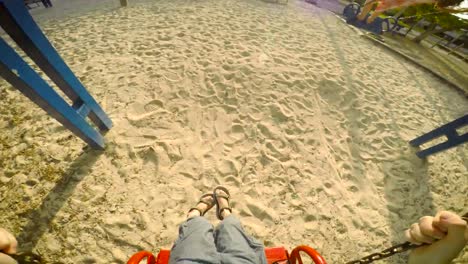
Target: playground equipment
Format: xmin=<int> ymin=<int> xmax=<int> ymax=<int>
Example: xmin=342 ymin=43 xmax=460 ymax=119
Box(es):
xmin=410 ymin=114 xmax=468 ymax=158
xmin=128 ymin=245 xmax=327 ymax=264
xmin=0 ymin=0 xmax=112 ymax=149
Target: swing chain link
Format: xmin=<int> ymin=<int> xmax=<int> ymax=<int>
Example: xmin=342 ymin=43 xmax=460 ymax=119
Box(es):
xmin=346 ymin=241 xmax=417 ymax=264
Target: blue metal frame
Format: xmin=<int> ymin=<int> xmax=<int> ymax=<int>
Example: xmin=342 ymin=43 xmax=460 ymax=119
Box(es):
xmin=0 ymin=0 xmax=112 ymax=149
xmin=409 ymin=114 xmax=468 ymax=158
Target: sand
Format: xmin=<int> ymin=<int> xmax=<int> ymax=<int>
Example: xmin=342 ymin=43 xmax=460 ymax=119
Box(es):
xmin=0 ymin=0 xmax=467 ymax=263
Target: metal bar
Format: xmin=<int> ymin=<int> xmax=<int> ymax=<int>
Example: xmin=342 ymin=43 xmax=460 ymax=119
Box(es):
xmin=72 ymin=99 xmax=92 ymax=118
xmin=416 ymin=133 xmax=468 ymax=158
xmin=409 ymin=114 xmax=468 ymax=147
xmin=0 ymin=0 xmax=112 ymax=131
xmin=446 ymin=31 xmax=464 ymax=48
xmin=447 ymin=42 xmax=464 ymax=55
xmin=431 ymin=36 xmax=446 ymax=48
xmin=445 ymin=129 xmax=459 ymax=141
xmin=404 ymin=18 xmax=423 ymax=37
xmin=0 ymin=37 xmax=105 ymax=149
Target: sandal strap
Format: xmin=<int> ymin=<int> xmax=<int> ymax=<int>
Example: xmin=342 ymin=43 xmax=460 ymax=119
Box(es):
xmin=213 ymin=186 xmax=232 ymax=220
xmin=198 ymin=200 xmax=212 ymax=207
xmin=216 ymin=193 xmax=230 ymax=199
xmin=188 ymin=207 xmax=203 ymax=215
xmin=219 ymin=207 xmax=232 ymax=220
xmin=199 ymin=194 xmax=215 ymax=211
xmin=188 ymin=193 xmax=214 ymax=216
xmin=219 ymin=207 xmax=232 ymax=213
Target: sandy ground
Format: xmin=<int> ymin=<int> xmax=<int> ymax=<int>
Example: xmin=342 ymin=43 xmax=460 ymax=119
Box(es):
xmin=0 ymin=0 xmax=467 ymax=263
xmin=379 ymin=35 xmax=468 ymax=95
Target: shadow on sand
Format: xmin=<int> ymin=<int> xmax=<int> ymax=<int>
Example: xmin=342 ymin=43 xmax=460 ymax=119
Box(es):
xmin=382 ymin=152 xmax=432 ymax=263
xmin=314 ymin=12 xmax=434 ymax=263
xmin=17 ymin=148 xmax=104 ymax=251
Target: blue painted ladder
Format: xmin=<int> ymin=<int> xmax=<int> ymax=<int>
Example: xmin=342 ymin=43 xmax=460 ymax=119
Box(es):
xmin=0 ymin=0 xmax=112 ymax=149
xmin=409 ymin=114 xmax=468 ymax=158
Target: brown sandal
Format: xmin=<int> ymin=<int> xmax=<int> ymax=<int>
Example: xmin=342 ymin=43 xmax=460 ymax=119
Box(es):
xmin=188 ymin=193 xmax=214 ymax=216
xmin=213 ymin=186 xmax=232 ymax=220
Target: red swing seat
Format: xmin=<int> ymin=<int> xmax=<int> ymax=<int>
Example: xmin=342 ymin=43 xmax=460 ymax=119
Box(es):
xmin=128 ymin=245 xmax=327 ymax=264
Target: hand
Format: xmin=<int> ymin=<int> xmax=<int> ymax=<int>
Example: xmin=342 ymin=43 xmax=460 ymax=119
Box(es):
xmin=0 ymin=228 xmax=17 ymax=264
xmin=406 ymin=211 xmax=467 ymax=264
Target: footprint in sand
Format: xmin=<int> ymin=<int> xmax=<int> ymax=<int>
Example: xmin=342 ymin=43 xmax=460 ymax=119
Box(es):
xmin=217 ymin=159 xmax=239 ymax=176
xmin=202 ymin=154 xmax=217 ymax=174
xmin=229 ymin=124 xmax=246 ymax=141
xmin=257 ymin=123 xmax=276 ymax=139
xmin=245 ymin=198 xmax=277 ymax=223
xmin=240 ymin=51 xmax=251 ymax=57
xmin=317 ymin=79 xmax=346 ymax=106
xmin=137 ymin=147 xmax=160 ymax=174
xmin=222 ymin=63 xmax=234 ymax=71
xmin=268 ymin=104 xmax=290 ymax=123
xmin=265 ymin=141 xmax=289 ymax=162
xmin=144 ymin=99 xmax=164 ymax=112
xmin=347 ymin=184 xmax=359 ymax=193
xmin=127 ymin=100 xmax=165 ymax=124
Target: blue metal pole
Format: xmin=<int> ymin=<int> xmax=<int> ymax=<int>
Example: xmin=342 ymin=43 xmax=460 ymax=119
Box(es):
xmin=0 ymin=0 xmax=112 ymax=132
xmin=0 ymin=37 xmax=106 ymax=149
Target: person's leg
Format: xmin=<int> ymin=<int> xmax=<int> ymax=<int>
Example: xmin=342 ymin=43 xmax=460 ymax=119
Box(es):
xmin=170 ymin=217 xmax=219 ymax=264
xmin=357 ymin=0 xmax=376 ymax=20
xmin=169 ymin=194 xmax=220 ymax=264
xmin=212 ymin=187 xmax=267 ymax=264
xmin=215 ymin=215 xmax=267 ymax=264
xmin=366 ymin=10 xmax=383 ymax=23
xmin=46 ymin=0 xmax=52 ymax=7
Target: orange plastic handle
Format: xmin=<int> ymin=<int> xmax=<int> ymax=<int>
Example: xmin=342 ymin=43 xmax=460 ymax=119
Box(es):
xmin=289 ymin=245 xmax=327 ymax=264
xmin=127 ymin=251 xmax=156 ymax=264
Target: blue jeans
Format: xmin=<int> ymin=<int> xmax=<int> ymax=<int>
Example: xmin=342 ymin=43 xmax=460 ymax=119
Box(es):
xmin=169 ymin=215 xmax=267 ymax=264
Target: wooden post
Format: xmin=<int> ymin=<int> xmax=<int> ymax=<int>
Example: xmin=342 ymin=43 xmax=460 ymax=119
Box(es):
xmin=120 ymin=0 xmax=128 ymax=7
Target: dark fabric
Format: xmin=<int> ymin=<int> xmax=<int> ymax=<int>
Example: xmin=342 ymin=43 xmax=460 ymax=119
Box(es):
xmin=41 ymin=0 xmax=52 ymax=7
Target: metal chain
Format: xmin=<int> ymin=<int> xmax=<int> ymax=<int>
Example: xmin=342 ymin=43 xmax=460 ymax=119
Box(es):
xmin=346 ymin=213 xmax=468 ymax=264
xmin=345 ymin=241 xmax=418 ymax=264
